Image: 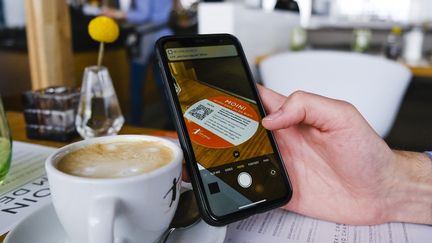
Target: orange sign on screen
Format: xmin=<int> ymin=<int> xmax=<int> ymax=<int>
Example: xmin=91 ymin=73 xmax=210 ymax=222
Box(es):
xmin=185 ymin=96 xmax=259 ymax=149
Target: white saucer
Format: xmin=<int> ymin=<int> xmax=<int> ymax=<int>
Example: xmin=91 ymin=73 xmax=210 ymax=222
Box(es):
xmin=5 ymin=203 xmax=226 ymax=243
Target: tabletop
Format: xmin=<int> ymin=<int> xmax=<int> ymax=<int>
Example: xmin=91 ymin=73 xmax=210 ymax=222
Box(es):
xmin=0 ymin=111 xmax=177 ymax=242
xmin=6 ymin=111 xmax=177 ymax=148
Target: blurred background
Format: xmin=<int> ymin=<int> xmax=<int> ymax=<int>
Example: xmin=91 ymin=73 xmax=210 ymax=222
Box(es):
xmin=0 ymin=0 xmax=431 ymax=150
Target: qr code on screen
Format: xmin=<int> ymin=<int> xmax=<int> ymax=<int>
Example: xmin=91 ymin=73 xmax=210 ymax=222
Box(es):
xmin=188 ymin=104 xmax=214 ymax=120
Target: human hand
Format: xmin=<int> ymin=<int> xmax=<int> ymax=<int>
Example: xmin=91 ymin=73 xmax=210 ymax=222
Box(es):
xmin=259 ymin=85 xmax=432 ymax=225
xmin=180 ymin=85 xmax=432 ymax=225
xmin=101 ymin=7 xmax=126 ymax=20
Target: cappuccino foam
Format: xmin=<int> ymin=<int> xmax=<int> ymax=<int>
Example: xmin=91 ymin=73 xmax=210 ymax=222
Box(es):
xmin=57 ymin=141 xmax=173 ymax=178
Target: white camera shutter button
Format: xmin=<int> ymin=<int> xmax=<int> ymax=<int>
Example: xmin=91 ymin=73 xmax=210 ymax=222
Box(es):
xmin=237 ymin=172 xmax=252 ymax=188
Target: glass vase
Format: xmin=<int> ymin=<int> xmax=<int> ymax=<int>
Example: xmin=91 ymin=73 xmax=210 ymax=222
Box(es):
xmin=76 ymin=66 xmax=124 ymax=139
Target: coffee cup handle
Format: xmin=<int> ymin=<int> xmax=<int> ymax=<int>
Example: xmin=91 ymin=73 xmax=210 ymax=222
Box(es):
xmin=89 ymin=196 xmax=119 ymax=243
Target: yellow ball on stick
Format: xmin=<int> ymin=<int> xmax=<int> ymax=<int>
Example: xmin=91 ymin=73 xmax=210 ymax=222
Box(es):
xmin=88 ymin=16 xmax=120 ymax=69
xmin=88 ymin=16 xmax=119 ymax=43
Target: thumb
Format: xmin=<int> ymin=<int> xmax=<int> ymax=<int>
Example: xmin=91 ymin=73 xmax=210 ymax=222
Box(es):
xmin=257 ymin=84 xmax=286 ymax=114
xmin=262 ymin=91 xmax=354 ymax=132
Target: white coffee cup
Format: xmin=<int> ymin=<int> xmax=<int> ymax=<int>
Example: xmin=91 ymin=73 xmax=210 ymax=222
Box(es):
xmin=45 ymin=135 xmax=183 ymax=243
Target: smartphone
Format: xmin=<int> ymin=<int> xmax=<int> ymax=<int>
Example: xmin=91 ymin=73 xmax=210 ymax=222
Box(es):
xmin=155 ymin=34 xmax=292 ymax=226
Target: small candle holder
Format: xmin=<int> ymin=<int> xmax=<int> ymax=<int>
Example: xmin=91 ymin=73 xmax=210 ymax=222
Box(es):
xmin=22 ymin=86 xmax=80 ymax=142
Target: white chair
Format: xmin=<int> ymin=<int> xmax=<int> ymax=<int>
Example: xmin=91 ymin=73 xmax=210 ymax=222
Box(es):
xmin=259 ymin=50 xmax=412 ymax=138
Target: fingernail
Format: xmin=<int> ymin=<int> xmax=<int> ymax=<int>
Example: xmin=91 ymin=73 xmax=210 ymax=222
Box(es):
xmin=263 ymin=109 xmax=283 ymax=121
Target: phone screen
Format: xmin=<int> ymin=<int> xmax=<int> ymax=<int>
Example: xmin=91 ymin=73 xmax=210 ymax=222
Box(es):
xmin=162 ymin=38 xmax=290 ymax=218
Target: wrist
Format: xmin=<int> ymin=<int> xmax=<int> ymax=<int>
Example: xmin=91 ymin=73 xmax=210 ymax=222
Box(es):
xmin=387 ymin=150 xmax=432 ymax=224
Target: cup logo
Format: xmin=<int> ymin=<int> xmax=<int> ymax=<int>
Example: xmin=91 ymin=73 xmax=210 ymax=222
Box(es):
xmin=163 ymin=173 xmax=182 ymax=208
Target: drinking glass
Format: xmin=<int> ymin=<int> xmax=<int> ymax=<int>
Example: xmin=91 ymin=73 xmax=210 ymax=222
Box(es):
xmin=0 ymin=96 xmax=12 ymax=185
xmin=76 ymin=66 xmax=124 ymax=139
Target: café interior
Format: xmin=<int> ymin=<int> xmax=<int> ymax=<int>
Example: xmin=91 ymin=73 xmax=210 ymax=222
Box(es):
xmin=0 ymin=0 xmax=431 ymax=152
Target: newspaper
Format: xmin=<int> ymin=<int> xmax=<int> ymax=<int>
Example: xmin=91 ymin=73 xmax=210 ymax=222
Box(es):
xmin=0 ymin=142 xmax=55 ymax=235
xmin=224 ymin=207 xmax=432 ymax=243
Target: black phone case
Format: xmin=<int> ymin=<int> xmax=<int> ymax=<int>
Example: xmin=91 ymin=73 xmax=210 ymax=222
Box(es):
xmin=155 ymin=34 xmax=292 ymax=226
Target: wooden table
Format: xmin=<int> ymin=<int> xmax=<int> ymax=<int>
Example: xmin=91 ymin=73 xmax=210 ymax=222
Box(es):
xmin=6 ymin=111 xmax=177 ymax=147
xmin=0 ymin=111 xmax=177 ymax=242
xmin=408 ymin=65 xmax=432 ymax=78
